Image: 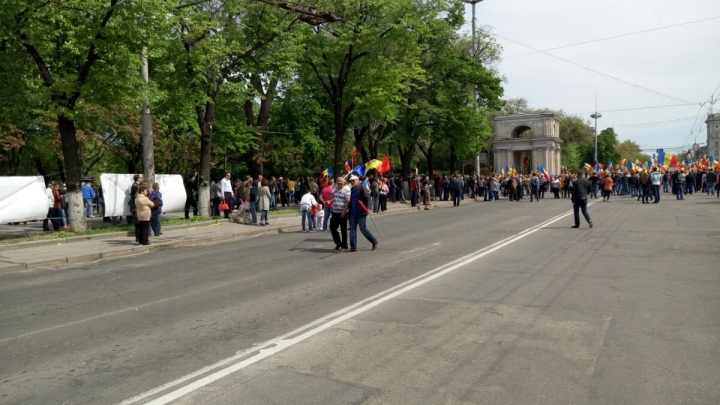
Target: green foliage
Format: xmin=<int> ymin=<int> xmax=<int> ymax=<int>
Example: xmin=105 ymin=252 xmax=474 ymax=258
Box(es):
xmin=580 ymin=127 xmax=621 ymax=166
xmin=559 ymin=115 xmax=594 ymax=146
xmin=0 ymin=0 xmax=507 ymax=183
xmin=616 ymin=139 xmax=650 ymax=163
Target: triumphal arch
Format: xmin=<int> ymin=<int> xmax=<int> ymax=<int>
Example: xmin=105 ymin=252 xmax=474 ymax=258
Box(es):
xmin=492 ymin=113 xmax=562 ymax=174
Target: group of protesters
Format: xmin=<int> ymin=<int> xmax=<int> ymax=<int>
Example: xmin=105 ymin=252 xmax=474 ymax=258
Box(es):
xmin=176 ymin=165 xmax=720 ymax=251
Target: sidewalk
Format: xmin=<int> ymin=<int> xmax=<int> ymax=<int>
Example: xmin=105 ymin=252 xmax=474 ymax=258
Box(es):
xmin=0 ymin=198 xmax=459 ymax=274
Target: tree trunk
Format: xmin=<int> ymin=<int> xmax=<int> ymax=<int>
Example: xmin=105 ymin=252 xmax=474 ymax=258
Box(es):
xmin=58 ymin=115 xmax=86 ymax=231
xmin=449 ymin=144 xmax=456 ymax=174
xmin=56 ymin=156 xmax=66 ymax=183
xmin=197 ymin=103 xmax=215 ymax=217
xmin=33 ymin=157 xmax=47 ymax=182
xmin=420 ymin=142 xmax=435 ymax=178
xmin=332 ymin=130 xmax=345 ymax=182
xmin=398 ymin=143 xmax=415 ymax=179
xmin=368 ymin=125 xmax=386 ymax=160
xmin=354 ymin=125 xmax=369 ymax=164
xmin=243 ymin=76 xmax=278 ymax=178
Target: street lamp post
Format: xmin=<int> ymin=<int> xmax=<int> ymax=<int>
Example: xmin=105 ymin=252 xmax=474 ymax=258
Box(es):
xmin=591 ymin=111 xmax=602 ymax=165
xmin=463 ymin=0 xmax=485 ymax=175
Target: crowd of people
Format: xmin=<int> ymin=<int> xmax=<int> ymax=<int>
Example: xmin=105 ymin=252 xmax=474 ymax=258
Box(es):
xmin=36 ymin=165 xmax=720 ymax=238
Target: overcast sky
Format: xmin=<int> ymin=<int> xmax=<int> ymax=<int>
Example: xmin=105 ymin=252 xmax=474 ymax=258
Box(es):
xmin=463 ymin=0 xmax=720 ymax=154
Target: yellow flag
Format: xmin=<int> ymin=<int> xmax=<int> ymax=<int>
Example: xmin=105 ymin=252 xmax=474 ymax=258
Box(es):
xmin=365 ymin=159 xmax=383 ymax=170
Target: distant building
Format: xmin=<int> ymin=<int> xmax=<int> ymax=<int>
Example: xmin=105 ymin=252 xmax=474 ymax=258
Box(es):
xmin=707 ymin=113 xmax=720 ymax=158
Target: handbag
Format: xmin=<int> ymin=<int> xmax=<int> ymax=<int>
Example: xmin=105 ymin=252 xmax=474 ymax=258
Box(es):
xmin=218 ymin=199 xmax=229 ymax=211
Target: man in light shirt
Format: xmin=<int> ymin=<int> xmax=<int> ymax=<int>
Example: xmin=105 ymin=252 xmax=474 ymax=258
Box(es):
xmin=650 ymin=167 xmax=662 ymax=203
xmin=220 ymin=172 xmax=234 ymax=218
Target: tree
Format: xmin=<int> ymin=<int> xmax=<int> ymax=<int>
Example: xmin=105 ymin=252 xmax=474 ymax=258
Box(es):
xmin=558 ymin=115 xmax=594 ymax=169
xmin=299 ymin=0 xmax=432 ymax=178
xmin=390 ymin=6 xmax=503 ymax=177
xmin=160 ymin=0 xmax=298 ymax=215
xmin=502 ymin=97 xmax=529 ymax=114
xmin=582 ymin=127 xmax=621 ymax=167
xmin=0 ymin=0 xmax=170 ymax=231
xmin=616 ymin=139 xmax=650 ymax=163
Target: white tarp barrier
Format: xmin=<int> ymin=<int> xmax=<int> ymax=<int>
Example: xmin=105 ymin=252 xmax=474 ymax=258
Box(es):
xmin=101 ymin=174 xmax=187 ymax=217
xmin=0 ymin=176 xmax=49 ymax=223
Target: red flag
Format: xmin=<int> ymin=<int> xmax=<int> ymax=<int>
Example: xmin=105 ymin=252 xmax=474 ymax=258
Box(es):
xmin=377 ymin=156 xmax=391 ymax=173
xmin=351 ymin=146 xmax=357 ymax=166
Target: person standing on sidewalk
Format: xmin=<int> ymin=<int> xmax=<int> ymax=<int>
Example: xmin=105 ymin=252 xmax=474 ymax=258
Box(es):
xmin=44 ymin=181 xmax=55 ymax=231
xmin=246 ymin=180 xmax=258 ymax=225
xmin=220 ymin=172 xmax=234 ymax=218
xmin=184 ymin=172 xmax=198 ymax=219
xmin=571 ymin=170 xmax=593 ymax=229
xmin=52 ymin=182 xmax=69 ymax=230
xmin=348 ymin=175 xmax=378 ymax=252
xmin=149 ymin=183 xmax=163 ymax=236
xmin=82 ymin=180 xmax=96 ymax=217
xmin=257 ymin=179 xmax=271 ymax=226
xmin=129 ymin=175 xmax=142 ymax=242
xmin=135 ymin=186 xmax=156 ymax=245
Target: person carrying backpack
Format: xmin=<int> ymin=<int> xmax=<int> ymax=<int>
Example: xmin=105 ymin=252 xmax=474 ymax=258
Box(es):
xmin=530 ymin=173 xmax=540 ymax=202
xmin=639 ymin=170 xmax=651 ymax=203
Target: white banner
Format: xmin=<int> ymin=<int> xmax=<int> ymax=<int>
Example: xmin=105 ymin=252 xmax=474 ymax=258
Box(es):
xmin=0 ymin=176 xmax=49 ymax=223
xmin=101 ymin=174 xmax=187 ymax=217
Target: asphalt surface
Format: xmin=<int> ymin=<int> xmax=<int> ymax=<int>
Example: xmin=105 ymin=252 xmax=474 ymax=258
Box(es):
xmin=1 ymin=192 xmax=719 ymax=405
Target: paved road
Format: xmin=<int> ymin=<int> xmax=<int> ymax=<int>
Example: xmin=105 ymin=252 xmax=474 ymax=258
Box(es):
xmin=1 ymin=193 xmax=718 ymax=405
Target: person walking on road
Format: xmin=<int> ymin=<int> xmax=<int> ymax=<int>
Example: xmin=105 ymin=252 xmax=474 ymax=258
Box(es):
xmin=571 ymin=170 xmax=593 ymax=229
xmin=299 ymin=188 xmax=318 ymax=232
xmin=651 ymin=167 xmax=662 ymax=203
xmin=602 ymin=173 xmax=614 ymax=202
xmin=348 ymin=175 xmax=378 ymax=252
xmin=330 ymin=177 xmax=351 ymax=250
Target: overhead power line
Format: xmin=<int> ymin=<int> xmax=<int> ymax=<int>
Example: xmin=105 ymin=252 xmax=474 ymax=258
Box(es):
xmin=493 ymin=32 xmax=698 ymax=105
xmin=567 ymin=102 xmax=699 ymax=115
xmin=614 ymin=115 xmax=699 ymax=127
xmin=502 ymin=16 xmax=720 ymax=59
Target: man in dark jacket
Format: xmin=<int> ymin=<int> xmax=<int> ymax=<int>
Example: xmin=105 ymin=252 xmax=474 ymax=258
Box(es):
xmin=571 ymin=170 xmax=593 ymax=229
xmin=348 ymin=175 xmax=378 ymax=252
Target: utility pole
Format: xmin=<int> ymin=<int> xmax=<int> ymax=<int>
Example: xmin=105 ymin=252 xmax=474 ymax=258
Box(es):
xmin=140 ymin=46 xmax=155 ymax=186
xmin=590 ymin=94 xmax=602 ymax=165
xmin=463 ymin=0 xmax=485 ymax=175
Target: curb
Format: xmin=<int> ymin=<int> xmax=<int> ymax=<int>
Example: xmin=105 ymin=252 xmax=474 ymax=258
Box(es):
xmin=0 ymin=219 xmax=223 ymax=253
xmin=0 ymin=201 xmax=463 ymax=274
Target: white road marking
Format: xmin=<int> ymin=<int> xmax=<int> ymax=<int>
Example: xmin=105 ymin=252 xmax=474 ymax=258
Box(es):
xmin=119 ymin=208 xmax=576 ymax=405
xmin=432 ymin=242 xmax=442 ymax=246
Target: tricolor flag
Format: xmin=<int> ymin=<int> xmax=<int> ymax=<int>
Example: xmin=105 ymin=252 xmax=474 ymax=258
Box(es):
xmin=321 ymin=166 xmax=333 ymax=177
xmin=352 ymin=164 xmax=366 ymax=178
xmin=365 ymin=159 xmax=383 ymax=171
xmin=376 ymin=156 xmax=391 ymax=173
xmin=345 ymin=159 xmax=352 ymax=173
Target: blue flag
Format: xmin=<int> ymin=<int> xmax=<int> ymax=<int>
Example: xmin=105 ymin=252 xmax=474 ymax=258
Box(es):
xmin=352 ymin=164 xmax=366 ymax=178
